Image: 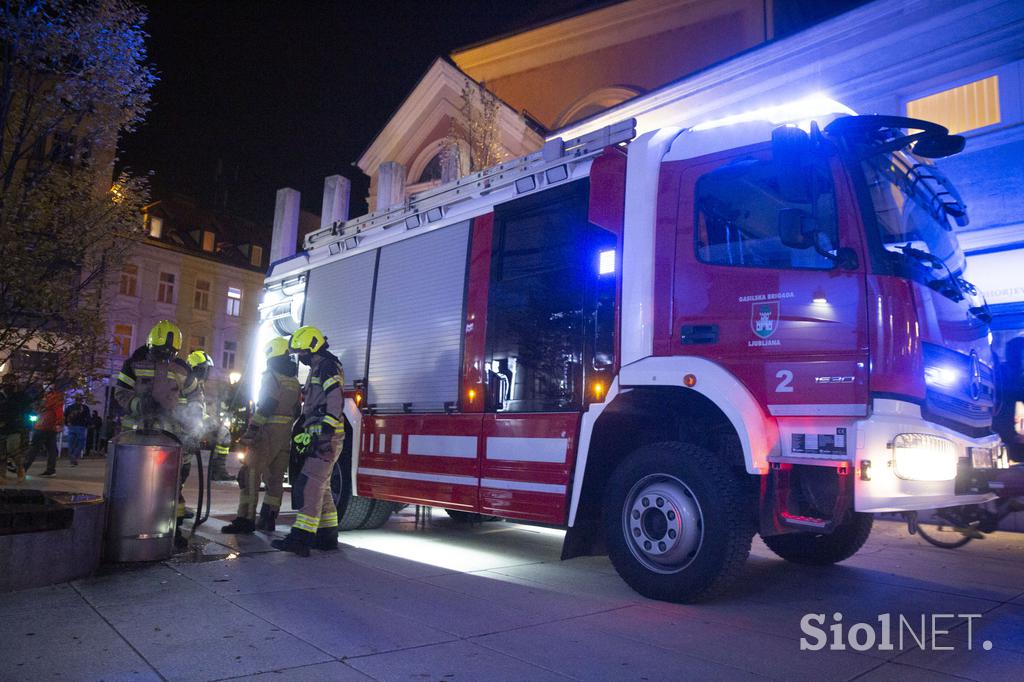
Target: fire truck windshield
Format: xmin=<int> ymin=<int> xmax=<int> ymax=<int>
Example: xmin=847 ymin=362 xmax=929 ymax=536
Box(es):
xmin=860 ymin=150 xmax=968 ymax=286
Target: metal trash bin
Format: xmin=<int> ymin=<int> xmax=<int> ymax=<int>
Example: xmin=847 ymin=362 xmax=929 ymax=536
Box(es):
xmin=103 ymin=430 xmax=182 ymax=562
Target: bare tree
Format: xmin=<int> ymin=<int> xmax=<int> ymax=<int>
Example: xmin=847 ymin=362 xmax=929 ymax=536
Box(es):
xmin=0 ymin=0 xmax=156 ymax=390
xmin=441 ymin=80 xmax=507 ymax=179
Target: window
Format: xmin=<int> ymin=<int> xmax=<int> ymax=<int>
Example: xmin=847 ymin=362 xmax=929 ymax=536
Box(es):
xmin=193 ymin=279 xmax=211 ymax=311
xmin=486 ymin=181 xmax=614 ymax=412
xmin=222 ymin=340 xmax=237 ymax=370
xmin=226 ymin=286 xmax=242 ymax=316
xmin=149 ymin=216 xmax=163 ymax=239
xmin=157 ymin=272 xmax=176 ymax=303
xmin=188 ymin=334 xmax=206 ymax=352
xmin=250 ymin=245 xmax=263 ymax=268
xmin=695 ymin=157 xmax=838 ymax=270
xmin=118 ymin=264 xmax=138 ymax=296
xmin=201 ymin=230 xmax=215 ymax=252
xmin=906 ymin=75 xmax=1000 ymax=135
xmin=417 ymin=154 xmax=443 ymax=183
xmin=113 ymin=324 xmax=133 ymax=357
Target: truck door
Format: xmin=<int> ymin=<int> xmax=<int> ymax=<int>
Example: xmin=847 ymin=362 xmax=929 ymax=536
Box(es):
xmin=482 ymin=180 xmax=616 ymax=524
xmin=671 ymin=145 xmax=870 ymax=427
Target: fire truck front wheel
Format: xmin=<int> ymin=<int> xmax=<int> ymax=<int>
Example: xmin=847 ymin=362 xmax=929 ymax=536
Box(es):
xmin=762 ymin=513 xmax=873 ymax=565
xmin=603 ymin=442 xmax=754 ymax=603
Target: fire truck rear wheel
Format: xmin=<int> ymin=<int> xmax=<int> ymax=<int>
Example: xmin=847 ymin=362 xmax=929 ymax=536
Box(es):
xmin=762 ymin=512 xmax=873 ymax=565
xmin=359 ymin=501 xmax=396 ymax=529
xmin=603 ymin=442 xmax=754 ymax=603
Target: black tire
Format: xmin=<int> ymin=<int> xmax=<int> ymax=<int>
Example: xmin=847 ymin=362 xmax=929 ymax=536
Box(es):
xmin=762 ymin=513 xmax=873 ymax=565
xmin=603 ymin=442 xmax=755 ymax=603
xmin=445 ymin=509 xmax=501 ymax=523
xmin=358 ymin=500 xmax=396 ymax=529
xmin=339 ymin=495 xmax=375 ymax=530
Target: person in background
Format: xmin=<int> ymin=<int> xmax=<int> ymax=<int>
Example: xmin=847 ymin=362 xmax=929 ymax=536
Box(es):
xmin=995 ymin=336 xmax=1024 ymax=463
xmin=24 ymin=384 xmax=65 ymax=476
xmin=1 ymin=374 xmax=30 ymax=482
xmin=87 ymin=409 xmax=103 ymax=455
xmin=64 ymin=395 xmax=90 ymax=466
xmin=181 ymin=349 xmax=233 ymax=481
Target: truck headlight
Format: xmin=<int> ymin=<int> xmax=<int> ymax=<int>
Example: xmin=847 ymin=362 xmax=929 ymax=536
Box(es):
xmin=892 ymin=433 xmax=958 ymax=481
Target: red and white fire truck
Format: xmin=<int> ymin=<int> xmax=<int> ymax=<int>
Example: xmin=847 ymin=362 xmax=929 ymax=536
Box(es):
xmin=257 ymin=97 xmax=1004 ymax=602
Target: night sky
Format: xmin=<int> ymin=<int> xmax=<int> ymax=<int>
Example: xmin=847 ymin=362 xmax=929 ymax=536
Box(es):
xmin=119 ymin=0 xmax=610 ymax=226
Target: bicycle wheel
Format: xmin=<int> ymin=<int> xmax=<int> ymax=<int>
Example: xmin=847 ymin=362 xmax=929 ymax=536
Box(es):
xmin=916 ymin=521 xmax=974 ymax=549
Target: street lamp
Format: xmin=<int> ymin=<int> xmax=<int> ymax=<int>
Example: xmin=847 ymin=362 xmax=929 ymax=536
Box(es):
xmin=229 ymin=371 xmax=241 ymax=385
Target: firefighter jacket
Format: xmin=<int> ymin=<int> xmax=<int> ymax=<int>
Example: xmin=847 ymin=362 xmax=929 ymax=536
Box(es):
xmin=300 ymin=351 xmax=345 ymax=438
xmin=250 ymin=364 xmax=301 ymax=432
xmin=114 ymin=346 xmax=194 ymax=431
xmin=180 ymin=378 xmax=231 ymax=453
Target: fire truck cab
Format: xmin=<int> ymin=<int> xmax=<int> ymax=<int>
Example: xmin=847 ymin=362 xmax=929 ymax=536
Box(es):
xmin=259 ymin=97 xmax=1003 ymax=602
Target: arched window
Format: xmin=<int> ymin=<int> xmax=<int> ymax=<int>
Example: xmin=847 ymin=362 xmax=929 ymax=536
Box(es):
xmin=555 ymin=86 xmax=643 ymax=128
xmin=418 ymin=153 xmax=443 ymax=183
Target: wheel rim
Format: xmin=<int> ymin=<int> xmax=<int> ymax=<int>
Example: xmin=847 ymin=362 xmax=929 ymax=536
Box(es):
xmin=622 ymin=473 xmax=704 ymax=574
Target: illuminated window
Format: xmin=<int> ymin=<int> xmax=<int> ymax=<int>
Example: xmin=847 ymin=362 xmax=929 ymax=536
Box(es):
xmin=201 ymin=230 xmax=215 ymax=252
xmin=157 ymin=272 xmax=175 ymax=303
xmin=250 ymin=245 xmax=263 ymax=268
xmin=193 ymin=279 xmax=211 ymax=311
xmin=189 ymin=334 xmax=206 ymax=352
xmin=222 ymin=340 xmax=237 ymax=370
xmin=119 ymin=264 xmax=138 ymax=296
xmin=906 ymin=76 xmax=1000 ymax=134
xmin=226 ymin=287 xmax=242 ymax=317
xmin=113 ymin=324 xmax=133 ymax=357
xmin=149 ymin=216 xmax=163 ymax=239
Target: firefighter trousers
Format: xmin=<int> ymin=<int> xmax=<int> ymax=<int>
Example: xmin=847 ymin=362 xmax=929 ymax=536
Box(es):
xmin=291 ymin=434 xmax=342 ymax=533
xmin=237 ymin=423 xmax=291 ymax=520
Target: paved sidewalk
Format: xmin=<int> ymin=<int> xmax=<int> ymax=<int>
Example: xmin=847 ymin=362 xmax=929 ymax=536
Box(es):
xmin=2 ymin=459 xmax=1023 ymax=680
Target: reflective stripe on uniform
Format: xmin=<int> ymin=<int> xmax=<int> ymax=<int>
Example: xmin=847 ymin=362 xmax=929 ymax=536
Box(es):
xmin=167 ymin=371 xmax=180 ymax=380
xmin=322 ymin=375 xmax=342 ymax=392
xmin=320 ymin=511 xmax=338 ymax=527
xmin=215 ymin=445 xmax=230 ymax=454
xmin=309 ymin=377 xmax=322 ymax=385
xmin=267 ymin=415 xmax=292 ymax=425
xmin=252 ymin=413 xmax=267 ymax=425
xmin=322 ymin=414 xmax=343 ymax=429
xmin=294 ymin=513 xmax=319 ymax=532
xmin=117 ymin=372 xmax=135 ymax=387
xmin=263 ymin=495 xmax=281 ymax=507
xmin=238 ymin=494 xmax=253 ymax=504
xmin=136 ymin=368 xmax=155 ymax=377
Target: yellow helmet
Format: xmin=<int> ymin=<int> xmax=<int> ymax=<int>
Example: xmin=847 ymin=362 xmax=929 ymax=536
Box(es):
xmin=289 ymin=325 xmax=326 ymax=353
xmin=187 ymin=349 xmax=214 ymax=369
xmin=147 ymin=320 xmax=182 ymax=351
xmin=265 ymin=337 xmax=291 ymax=358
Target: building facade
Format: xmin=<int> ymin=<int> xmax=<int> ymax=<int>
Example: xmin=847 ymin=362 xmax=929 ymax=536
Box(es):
xmin=101 ymin=195 xmax=271 ymax=418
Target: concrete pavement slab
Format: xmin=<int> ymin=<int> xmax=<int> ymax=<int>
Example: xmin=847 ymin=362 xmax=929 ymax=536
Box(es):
xmin=473 ymin=616 xmax=766 ymax=680
xmin=228 ymin=586 xmax=456 ymax=658
xmin=851 ymin=661 xmax=972 ymax=681
xmin=890 ymin=640 xmax=1024 ymax=680
xmin=0 ymin=582 xmax=83 ymax=615
xmin=345 ymin=638 xmax=572 ymax=681
xmin=580 ymin=604 xmax=882 ymax=680
xmin=95 ymin=590 xmax=332 ymax=681
xmin=171 ymin=552 xmax=342 ymax=597
xmin=236 ymin=660 xmax=373 ymax=680
xmin=0 ymin=602 xmax=160 ymax=682
xmin=73 ymin=564 xmax=211 ymax=608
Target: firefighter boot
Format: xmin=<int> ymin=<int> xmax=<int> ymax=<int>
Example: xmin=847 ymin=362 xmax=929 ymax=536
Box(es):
xmin=271 ymin=528 xmax=314 ymax=557
xmin=314 ymin=526 xmax=339 ymax=551
xmin=221 ymin=517 xmax=256 ymax=534
xmin=255 ymin=506 xmax=278 ymax=532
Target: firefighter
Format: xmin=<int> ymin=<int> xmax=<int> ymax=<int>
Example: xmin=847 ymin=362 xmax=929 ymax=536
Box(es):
xmin=114 ymin=320 xmax=194 ymax=544
xmin=222 ymin=337 xmax=300 ymax=534
xmin=272 ymin=325 xmax=345 ymax=556
xmin=183 ymin=349 xmax=233 ymax=481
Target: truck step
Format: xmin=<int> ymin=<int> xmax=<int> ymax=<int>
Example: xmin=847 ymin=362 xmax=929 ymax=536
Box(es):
xmin=780 ymin=512 xmax=832 ymax=530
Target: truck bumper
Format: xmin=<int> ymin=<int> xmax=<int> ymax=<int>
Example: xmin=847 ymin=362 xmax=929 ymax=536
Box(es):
xmin=853 ymin=398 xmax=1001 ymax=513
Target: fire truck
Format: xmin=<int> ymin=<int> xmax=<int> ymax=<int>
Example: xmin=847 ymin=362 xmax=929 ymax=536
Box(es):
xmin=257 ymin=96 xmax=1004 ymax=602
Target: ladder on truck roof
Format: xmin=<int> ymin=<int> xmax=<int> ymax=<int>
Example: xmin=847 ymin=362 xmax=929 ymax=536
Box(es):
xmin=304 ymin=118 xmax=636 ymax=252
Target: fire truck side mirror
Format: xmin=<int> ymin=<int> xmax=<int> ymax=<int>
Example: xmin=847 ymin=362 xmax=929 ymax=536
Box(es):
xmin=778 ymin=208 xmax=815 ymax=249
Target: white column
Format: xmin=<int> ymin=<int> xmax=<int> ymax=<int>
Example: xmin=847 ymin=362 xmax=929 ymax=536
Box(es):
xmin=320 ymin=175 xmax=351 ymax=229
xmin=375 ymin=161 xmax=406 ymax=212
xmin=271 ymin=187 xmax=301 ymax=263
